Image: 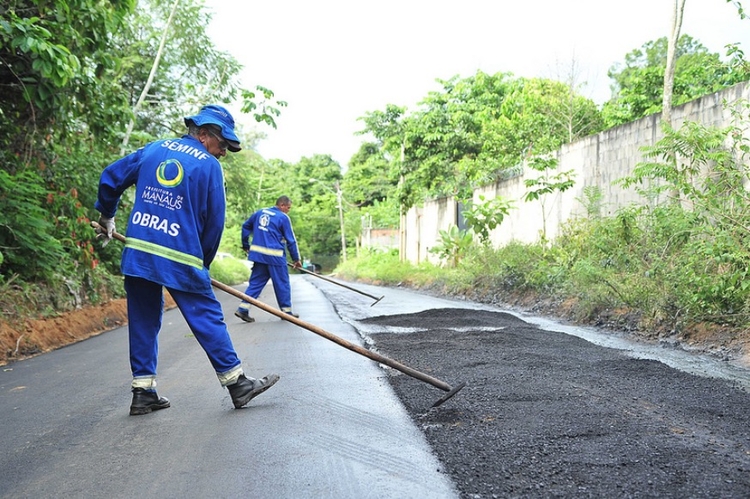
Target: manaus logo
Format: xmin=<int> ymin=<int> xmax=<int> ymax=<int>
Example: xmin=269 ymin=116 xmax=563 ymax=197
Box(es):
xmin=156 ymin=159 xmax=184 ymax=188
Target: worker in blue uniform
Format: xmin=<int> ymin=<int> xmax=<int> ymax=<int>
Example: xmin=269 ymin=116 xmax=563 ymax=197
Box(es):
xmin=95 ymin=104 xmax=279 ymax=415
xmin=235 ymin=196 xmax=302 ymax=322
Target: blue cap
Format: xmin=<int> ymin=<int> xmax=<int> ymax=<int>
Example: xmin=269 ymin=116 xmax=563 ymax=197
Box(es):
xmin=184 ymin=104 xmax=242 ymax=152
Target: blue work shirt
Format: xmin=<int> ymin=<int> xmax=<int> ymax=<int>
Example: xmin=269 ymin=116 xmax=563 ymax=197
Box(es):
xmin=95 ymin=135 xmax=225 ymax=293
xmin=241 ymin=206 xmax=300 ymax=266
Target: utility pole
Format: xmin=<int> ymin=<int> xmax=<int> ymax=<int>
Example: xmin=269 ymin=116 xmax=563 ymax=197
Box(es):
xmin=310 ymin=178 xmax=347 ymax=263
xmin=335 ymin=181 xmax=346 ymax=262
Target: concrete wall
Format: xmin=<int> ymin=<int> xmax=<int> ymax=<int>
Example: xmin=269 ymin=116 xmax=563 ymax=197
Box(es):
xmin=405 ymin=81 xmax=750 ymax=264
xmin=361 ymin=228 xmax=399 ymax=250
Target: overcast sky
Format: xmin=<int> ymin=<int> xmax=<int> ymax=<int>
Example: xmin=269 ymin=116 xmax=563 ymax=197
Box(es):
xmin=204 ymin=0 xmax=750 ymax=167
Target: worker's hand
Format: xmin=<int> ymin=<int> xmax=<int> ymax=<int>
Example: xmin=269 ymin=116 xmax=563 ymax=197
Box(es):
xmin=292 ymin=260 xmax=302 ymax=269
xmin=96 ymin=216 xmax=115 ymax=247
xmin=242 ymin=247 xmax=250 ymax=257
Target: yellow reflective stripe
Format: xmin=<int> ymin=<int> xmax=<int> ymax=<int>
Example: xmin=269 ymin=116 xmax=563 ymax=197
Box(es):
xmin=125 ymin=237 xmax=203 ymax=269
xmin=132 ymin=376 xmax=156 ymax=389
xmin=250 ymin=244 xmax=284 ymax=257
xmin=218 ymin=365 xmax=243 ymax=386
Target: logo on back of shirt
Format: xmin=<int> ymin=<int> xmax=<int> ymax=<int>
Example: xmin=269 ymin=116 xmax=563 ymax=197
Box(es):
xmin=156 ymin=159 xmax=184 ymax=188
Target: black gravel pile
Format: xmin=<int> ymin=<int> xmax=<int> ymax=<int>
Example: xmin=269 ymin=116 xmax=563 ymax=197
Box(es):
xmin=362 ymin=308 xmax=750 ymax=498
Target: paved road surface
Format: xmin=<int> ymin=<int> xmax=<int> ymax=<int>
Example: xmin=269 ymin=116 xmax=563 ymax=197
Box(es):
xmin=308 ymin=275 xmax=750 ymax=498
xmin=6 ymin=273 xmax=750 ymax=499
xmin=0 ymin=275 xmax=457 ymax=499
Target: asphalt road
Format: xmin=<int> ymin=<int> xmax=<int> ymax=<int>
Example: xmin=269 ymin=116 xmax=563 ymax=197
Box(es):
xmin=4 ymin=274 xmax=750 ymax=499
xmin=0 ymin=275 xmax=457 ymax=499
xmin=309 ymin=276 xmax=750 ymax=498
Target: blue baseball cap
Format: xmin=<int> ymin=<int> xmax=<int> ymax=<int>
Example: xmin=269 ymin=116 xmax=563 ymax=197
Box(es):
xmin=184 ymin=104 xmax=242 ymax=152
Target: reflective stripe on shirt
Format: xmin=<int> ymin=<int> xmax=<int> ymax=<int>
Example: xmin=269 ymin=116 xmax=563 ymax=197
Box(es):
xmin=126 ymin=237 xmax=204 ymax=269
xmin=249 ymin=244 xmax=284 ymax=257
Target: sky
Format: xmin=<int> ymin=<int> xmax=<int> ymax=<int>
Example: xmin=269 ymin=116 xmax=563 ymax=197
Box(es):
xmin=204 ymin=0 xmax=750 ymax=167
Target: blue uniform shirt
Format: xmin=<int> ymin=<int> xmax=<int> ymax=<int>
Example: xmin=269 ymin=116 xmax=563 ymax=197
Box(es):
xmin=241 ymin=206 xmax=300 ymax=266
xmin=95 ymin=135 xmax=225 ymax=293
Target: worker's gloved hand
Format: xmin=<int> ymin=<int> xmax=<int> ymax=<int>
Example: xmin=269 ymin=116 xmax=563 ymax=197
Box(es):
xmin=292 ymin=260 xmax=302 ymax=269
xmin=96 ymin=216 xmax=115 ymax=247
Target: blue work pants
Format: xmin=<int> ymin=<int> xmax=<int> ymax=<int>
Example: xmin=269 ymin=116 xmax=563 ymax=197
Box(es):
xmin=242 ymin=263 xmax=293 ymax=313
xmin=125 ymin=276 xmax=241 ymax=378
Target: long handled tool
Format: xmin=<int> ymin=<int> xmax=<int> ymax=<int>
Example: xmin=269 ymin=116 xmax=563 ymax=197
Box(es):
xmin=288 ymin=263 xmax=384 ymax=306
xmin=93 ymin=223 xmax=464 ymax=407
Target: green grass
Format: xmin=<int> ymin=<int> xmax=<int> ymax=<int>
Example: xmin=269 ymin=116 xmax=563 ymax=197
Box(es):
xmin=210 ymin=255 xmax=251 ymax=286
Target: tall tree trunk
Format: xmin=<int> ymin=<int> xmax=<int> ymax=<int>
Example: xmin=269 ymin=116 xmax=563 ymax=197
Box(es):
xmin=663 ymin=0 xmax=686 ymax=205
xmin=120 ymin=0 xmax=181 ymax=155
xmin=662 ymin=0 xmax=686 ymax=125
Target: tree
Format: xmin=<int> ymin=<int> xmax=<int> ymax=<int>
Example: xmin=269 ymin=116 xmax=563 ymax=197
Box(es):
xmin=223 ymin=153 xmax=287 ymax=227
xmin=546 ymin=56 xmax=606 ymax=142
xmin=603 ymin=34 xmax=750 ymax=127
xmin=285 ymin=154 xmax=346 ymax=261
xmin=662 ymin=0 xmax=687 ymax=125
xmin=342 ymin=142 xmax=396 ymax=208
xmin=461 ymin=195 xmax=515 ymax=246
xmin=1 ymin=0 xmax=138 ymax=282
xmin=523 ymin=156 xmax=576 ymax=243
xmin=0 ymin=1 xmax=282 ymax=303
xmin=120 ymin=0 xmax=181 ymax=154
xmin=1 ymin=0 xmax=138 ymax=158
xmin=358 ymin=72 xmax=601 ymax=212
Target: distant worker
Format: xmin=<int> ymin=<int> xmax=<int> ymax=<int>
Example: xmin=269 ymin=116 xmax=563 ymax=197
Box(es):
xmin=235 ymin=196 xmax=302 ymax=322
xmin=95 ymin=104 xmax=279 ymax=415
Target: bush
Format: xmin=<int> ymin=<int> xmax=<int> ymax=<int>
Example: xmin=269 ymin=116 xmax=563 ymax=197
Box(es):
xmin=210 ymin=256 xmax=252 ymax=286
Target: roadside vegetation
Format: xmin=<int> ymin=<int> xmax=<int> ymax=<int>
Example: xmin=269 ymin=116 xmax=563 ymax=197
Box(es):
xmin=340 ymin=100 xmax=750 ymax=356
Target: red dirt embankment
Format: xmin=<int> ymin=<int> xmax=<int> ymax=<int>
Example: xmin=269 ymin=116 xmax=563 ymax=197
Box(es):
xmin=1 ymin=293 xmax=176 ymax=366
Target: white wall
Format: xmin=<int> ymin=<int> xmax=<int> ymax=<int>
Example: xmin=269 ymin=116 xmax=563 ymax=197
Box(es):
xmin=404 ymin=81 xmax=750 ymax=264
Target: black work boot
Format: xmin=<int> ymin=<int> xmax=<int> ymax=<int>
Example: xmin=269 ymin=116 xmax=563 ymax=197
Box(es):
xmin=234 ymin=309 xmax=255 ymax=323
xmin=130 ymin=388 xmax=171 ymax=416
xmin=228 ymin=374 xmax=280 ymax=409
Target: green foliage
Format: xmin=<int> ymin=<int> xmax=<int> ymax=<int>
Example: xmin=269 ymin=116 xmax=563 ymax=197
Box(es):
xmin=223 ymin=153 xmax=286 ymax=227
xmin=342 ymin=142 xmax=397 ymax=208
xmin=603 ymin=34 xmax=750 ymax=127
xmin=357 ymin=71 xmax=602 ymax=211
xmin=340 ymin=100 xmax=750 ymax=329
xmin=523 ymin=156 xmax=577 ymax=242
xmin=209 ymin=256 xmax=251 ymax=286
xmin=726 ymin=0 xmax=746 ymax=18
xmin=335 ymin=249 xmax=442 ymax=287
xmin=429 ymin=225 xmax=474 ymax=267
xmin=523 ymin=165 xmax=576 ymax=201
xmin=0 ymin=1 xmax=278 ymax=314
xmin=618 ymin=101 xmax=750 ymax=209
xmin=1 ymin=0 xmax=138 ymax=155
xmin=240 ymin=85 xmax=288 ymax=130
xmin=115 ymin=0 xmax=247 ymax=145
xmin=461 ymin=195 xmax=514 ymax=245
xmin=356 ymin=104 xmax=408 ymax=160
xmin=360 ymin=197 xmax=400 ymax=230
xmin=611 ymin=100 xmax=750 ymax=321
xmin=576 ymin=186 xmax=605 ymax=218
xmin=0 ymin=169 xmax=65 ymax=277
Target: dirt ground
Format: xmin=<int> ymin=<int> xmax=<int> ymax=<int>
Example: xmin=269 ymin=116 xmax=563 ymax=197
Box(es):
xmin=0 ymin=294 xmax=175 ymax=366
